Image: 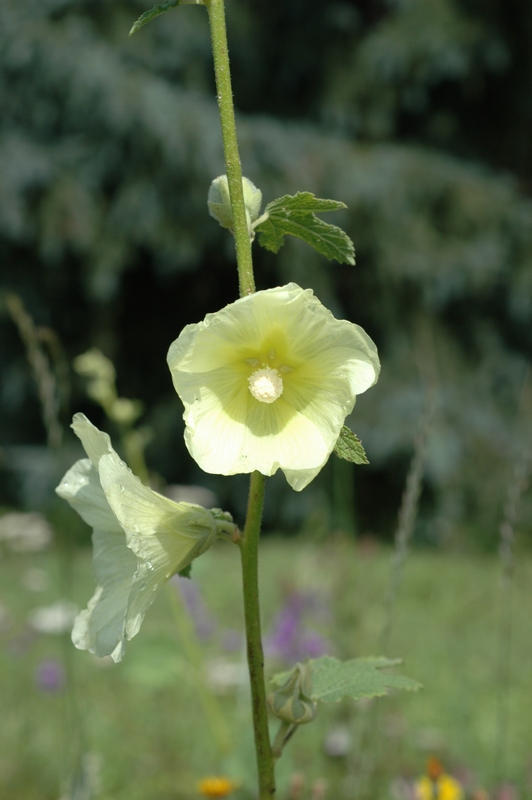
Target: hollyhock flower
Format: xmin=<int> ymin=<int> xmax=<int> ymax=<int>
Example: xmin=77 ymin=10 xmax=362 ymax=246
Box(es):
xmin=167 ymin=283 xmax=379 ymax=491
xmin=56 ymin=413 xmax=223 ymax=662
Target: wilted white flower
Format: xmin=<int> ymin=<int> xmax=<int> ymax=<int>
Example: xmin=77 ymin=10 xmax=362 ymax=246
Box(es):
xmin=56 ymin=414 xmax=231 ymax=662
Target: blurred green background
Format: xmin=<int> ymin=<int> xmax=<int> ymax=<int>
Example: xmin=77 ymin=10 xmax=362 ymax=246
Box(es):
xmin=1 ymin=0 xmax=531 ymax=542
xmin=1 ymin=3 xmax=532 ymax=799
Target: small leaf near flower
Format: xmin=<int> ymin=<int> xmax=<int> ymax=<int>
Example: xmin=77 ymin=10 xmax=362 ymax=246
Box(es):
xmin=334 ymin=426 xmax=369 ymax=464
xmin=253 ymin=192 xmax=355 ymax=264
xmin=178 ymin=563 xmax=193 ymax=579
xmin=271 ymin=656 xmax=421 ymax=706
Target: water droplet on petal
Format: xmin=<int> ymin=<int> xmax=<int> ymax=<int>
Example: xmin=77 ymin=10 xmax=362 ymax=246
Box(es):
xmin=146 ymin=561 xmax=154 ymax=571
xmin=119 ymin=483 xmax=125 ymax=493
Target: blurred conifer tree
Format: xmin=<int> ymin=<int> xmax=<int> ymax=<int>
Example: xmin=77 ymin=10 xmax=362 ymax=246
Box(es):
xmin=1 ymin=0 xmax=531 ymax=541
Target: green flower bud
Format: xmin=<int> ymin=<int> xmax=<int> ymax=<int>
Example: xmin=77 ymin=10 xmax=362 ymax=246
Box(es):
xmin=74 ymin=348 xmax=116 ymax=407
xmin=267 ymin=662 xmax=317 ymax=725
xmin=74 ymin=348 xmax=116 ymax=384
xmin=108 ymin=397 xmax=144 ymax=426
xmin=207 ymin=175 xmax=262 ymax=233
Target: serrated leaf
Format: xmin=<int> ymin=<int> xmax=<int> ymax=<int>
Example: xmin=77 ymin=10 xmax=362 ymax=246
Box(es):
xmin=129 ymin=1 xmax=180 ymax=36
xmin=267 ymin=193 xmax=347 ymax=214
xmin=254 ymin=192 xmax=355 ymax=264
xmin=271 ymin=657 xmax=421 ymax=706
xmin=334 ymin=426 xmax=369 ymax=464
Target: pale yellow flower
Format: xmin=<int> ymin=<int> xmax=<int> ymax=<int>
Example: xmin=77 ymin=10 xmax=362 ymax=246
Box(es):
xmin=167 ymin=283 xmax=379 ymax=491
xmin=56 ymin=413 xmax=219 ymax=662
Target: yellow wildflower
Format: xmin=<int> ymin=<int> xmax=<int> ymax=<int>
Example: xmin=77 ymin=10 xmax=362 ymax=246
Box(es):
xmin=415 ymin=758 xmax=464 ymax=800
xmin=197 ymin=776 xmax=238 ymax=797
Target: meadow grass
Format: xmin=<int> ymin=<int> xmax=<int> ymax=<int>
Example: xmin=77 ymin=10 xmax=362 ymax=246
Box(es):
xmin=1 ymin=535 xmax=531 ymax=799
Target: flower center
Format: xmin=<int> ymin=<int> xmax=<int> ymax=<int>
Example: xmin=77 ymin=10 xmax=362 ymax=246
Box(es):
xmin=248 ymin=366 xmax=283 ymax=404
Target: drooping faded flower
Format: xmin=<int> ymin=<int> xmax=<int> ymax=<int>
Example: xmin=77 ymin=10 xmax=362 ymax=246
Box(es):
xmin=56 ymin=413 xmax=222 ymax=662
xmin=167 ymin=283 xmax=379 ymax=491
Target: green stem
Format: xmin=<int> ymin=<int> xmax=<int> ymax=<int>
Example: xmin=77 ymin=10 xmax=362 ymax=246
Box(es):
xmin=204 ymin=1 xmax=273 ymax=793
xmin=271 ymin=721 xmax=297 ymax=761
xmin=205 ymin=0 xmax=255 ymax=297
xmin=238 ymin=471 xmax=275 ymax=798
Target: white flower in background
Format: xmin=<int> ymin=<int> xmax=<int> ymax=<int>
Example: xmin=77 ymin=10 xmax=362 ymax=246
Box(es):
xmin=0 ymin=511 xmax=53 ymax=552
xmin=167 ymin=283 xmax=380 ymax=491
xmin=28 ymin=600 xmax=78 ymax=635
xmin=56 ymin=413 xmax=221 ymax=662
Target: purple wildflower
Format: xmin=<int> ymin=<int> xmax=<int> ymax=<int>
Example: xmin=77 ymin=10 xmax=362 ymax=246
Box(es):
xmin=35 ymin=659 xmax=66 ymax=693
xmin=265 ymin=590 xmax=332 ymax=663
xmin=172 ymin=576 xmax=216 ymax=641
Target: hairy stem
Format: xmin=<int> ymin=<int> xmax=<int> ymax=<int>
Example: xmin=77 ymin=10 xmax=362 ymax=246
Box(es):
xmin=238 ymin=471 xmax=275 ymax=798
xmin=205 ymin=2 xmax=274 ymax=793
xmin=206 ymin=0 xmax=255 ymax=297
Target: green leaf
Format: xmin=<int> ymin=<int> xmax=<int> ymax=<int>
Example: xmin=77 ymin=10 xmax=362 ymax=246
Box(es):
xmin=129 ymin=1 xmax=180 ymax=36
xmin=254 ymin=192 xmax=355 ymax=264
xmin=271 ymin=657 xmax=421 ymax=705
xmin=334 ymin=426 xmax=369 ymax=464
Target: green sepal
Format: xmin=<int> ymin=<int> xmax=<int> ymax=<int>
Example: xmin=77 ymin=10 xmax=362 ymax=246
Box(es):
xmin=334 ymin=426 xmax=369 ymax=464
xmin=271 ymin=656 xmax=421 ymax=706
xmin=130 ymin=0 xmax=202 ymax=36
xmin=253 ymin=192 xmax=355 ymax=264
xmin=178 ymin=563 xmax=192 ymax=579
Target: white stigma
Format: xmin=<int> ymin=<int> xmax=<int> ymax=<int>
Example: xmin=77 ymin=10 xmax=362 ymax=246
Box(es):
xmin=248 ymin=366 xmax=283 ymax=404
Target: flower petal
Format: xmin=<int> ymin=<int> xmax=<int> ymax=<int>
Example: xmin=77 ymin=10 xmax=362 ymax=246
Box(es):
xmin=97 ymin=452 xmax=217 ymax=640
xmin=71 ymin=527 xmax=137 ymax=662
xmin=71 ymin=412 xmax=113 ymax=467
xmin=56 ymin=458 xmax=120 ymax=533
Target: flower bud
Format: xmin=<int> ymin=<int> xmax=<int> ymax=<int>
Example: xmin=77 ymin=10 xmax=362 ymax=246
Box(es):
xmin=207 ymin=175 xmax=262 ymax=233
xmin=267 ymin=662 xmax=317 ymax=725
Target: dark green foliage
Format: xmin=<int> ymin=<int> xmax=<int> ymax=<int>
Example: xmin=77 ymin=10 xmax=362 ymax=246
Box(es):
xmin=334 ymin=427 xmax=369 ymax=465
xmin=129 ymin=1 xmax=180 ymax=36
xmin=1 ymin=0 xmax=531 ymax=539
xmin=255 ymin=192 xmax=355 ymax=263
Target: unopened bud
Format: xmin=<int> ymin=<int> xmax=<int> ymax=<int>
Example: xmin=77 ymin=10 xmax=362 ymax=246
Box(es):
xmin=208 ymin=175 xmax=262 ymax=233
xmin=267 ymin=662 xmax=317 ymax=725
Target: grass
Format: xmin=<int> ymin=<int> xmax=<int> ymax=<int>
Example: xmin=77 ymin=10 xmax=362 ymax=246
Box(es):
xmin=1 ymin=534 xmax=531 ymax=800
